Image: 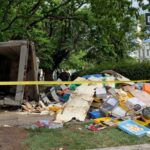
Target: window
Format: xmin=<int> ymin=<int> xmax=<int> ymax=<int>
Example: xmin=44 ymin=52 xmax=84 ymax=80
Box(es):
xmin=148 ymin=16 xmax=150 ymax=23
xmin=147 ymin=49 xmax=150 ymax=56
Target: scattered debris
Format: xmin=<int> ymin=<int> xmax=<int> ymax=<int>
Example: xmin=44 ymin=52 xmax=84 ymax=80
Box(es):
xmin=31 ymin=119 xmax=63 ymax=129
xmin=85 ymin=124 xmax=106 ymax=131
xmin=17 ymin=70 xmax=150 ymax=135
xmin=146 ymin=131 xmax=150 ymax=137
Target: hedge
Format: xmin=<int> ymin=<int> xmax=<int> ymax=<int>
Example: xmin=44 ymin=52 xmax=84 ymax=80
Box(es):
xmin=71 ymin=61 xmax=150 ymax=80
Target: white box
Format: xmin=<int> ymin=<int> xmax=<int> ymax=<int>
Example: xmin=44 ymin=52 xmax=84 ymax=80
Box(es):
xmin=125 ymin=97 xmax=146 ymax=111
xmin=96 ymin=88 xmax=107 ymax=99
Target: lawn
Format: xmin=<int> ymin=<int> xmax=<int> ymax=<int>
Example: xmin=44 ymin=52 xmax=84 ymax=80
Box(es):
xmin=25 ymin=122 xmax=150 ymax=150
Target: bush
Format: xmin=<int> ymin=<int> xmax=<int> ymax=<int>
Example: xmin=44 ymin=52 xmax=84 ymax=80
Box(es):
xmin=73 ymin=61 xmax=150 ymax=80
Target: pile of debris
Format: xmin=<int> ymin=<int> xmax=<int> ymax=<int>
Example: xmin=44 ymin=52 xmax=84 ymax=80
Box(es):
xmin=22 ymin=70 xmax=150 ymax=137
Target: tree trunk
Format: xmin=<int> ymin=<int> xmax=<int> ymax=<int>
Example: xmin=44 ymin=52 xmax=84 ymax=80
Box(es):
xmin=43 ymin=68 xmax=53 ymax=81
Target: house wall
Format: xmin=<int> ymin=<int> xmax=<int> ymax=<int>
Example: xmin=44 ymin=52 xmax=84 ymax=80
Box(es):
xmin=130 ymin=42 xmax=150 ymax=61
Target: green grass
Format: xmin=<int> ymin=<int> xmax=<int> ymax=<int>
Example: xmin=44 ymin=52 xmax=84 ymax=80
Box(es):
xmin=25 ymin=123 xmax=150 ymax=150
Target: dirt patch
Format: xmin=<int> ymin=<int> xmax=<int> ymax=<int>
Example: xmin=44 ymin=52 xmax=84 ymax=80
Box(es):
xmin=0 ymin=112 xmax=53 ymax=150
xmin=0 ymin=127 xmax=27 ymax=150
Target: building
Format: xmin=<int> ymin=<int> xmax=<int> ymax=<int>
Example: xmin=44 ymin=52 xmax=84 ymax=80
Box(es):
xmin=139 ymin=39 xmax=150 ymax=60
xmin=128 ymin=22 xmax=150 ymax=60
xmin=129 ymin=39 xmax=150 ymax=61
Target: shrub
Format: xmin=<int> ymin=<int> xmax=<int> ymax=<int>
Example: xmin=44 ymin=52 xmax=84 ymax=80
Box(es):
xmin=72 ymin=61 xmax=150 ymax=80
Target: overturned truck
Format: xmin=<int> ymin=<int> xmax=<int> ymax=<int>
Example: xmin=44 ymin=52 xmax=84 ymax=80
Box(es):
xmin=0 ymin=40 xmax=39 ymax=106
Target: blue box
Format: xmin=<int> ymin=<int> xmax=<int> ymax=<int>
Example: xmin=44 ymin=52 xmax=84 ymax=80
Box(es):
xmin=118 ymin=120 xmax=150 ymax=137
xmin=89 ymin=111 xmax=103 ymax=119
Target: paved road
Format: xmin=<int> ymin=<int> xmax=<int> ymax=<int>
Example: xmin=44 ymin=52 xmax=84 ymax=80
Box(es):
xmin=91 ymin=144 xmax=150 ymax=150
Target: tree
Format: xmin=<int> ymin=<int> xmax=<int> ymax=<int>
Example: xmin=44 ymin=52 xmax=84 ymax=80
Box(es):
xmin=86 ymin=0 xmax=139 ymax=63
xmin=0 ymin=0 xmax=143 ymax=79
xmin=0 ymin=0 xmax=89 ymax=79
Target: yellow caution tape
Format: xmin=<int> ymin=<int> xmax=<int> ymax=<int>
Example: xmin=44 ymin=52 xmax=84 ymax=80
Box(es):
xmin=0 ymin=79 xmax=149 ymax=85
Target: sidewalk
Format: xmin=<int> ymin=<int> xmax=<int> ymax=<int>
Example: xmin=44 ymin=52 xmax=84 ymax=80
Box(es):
xmin=91 ymin=144 xmax=150 ymax=150
xmin=0 ymin=111 xmax=52 ymax=127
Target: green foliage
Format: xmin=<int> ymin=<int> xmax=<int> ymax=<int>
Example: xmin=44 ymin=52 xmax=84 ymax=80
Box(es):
xmin=60 ymin=50 xmax=87 ymax=70
xmin=0 ymin=0 xmax=90 ymax=70
xmin=87 ymin=0 xmax=139 ymax=62
xmin=75 ymin=60 xmax=150 ymax=80
xmin=0 ymin=0 xmax=148 ymax=72
xmin=29 ymin=27 xmax=56 ymax=69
